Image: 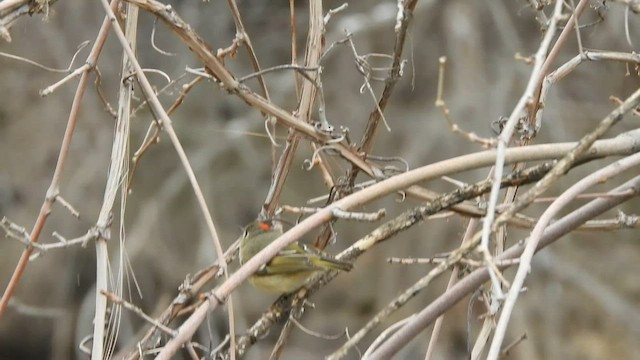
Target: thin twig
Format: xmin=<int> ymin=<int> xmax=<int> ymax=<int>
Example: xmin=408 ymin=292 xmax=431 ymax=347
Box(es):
xmin=162 ymin=128 xmax=640 ymax=358
xmin=0 ymin=39 xmax=88 ymax=72
xmin=96 ymin=2 xmax=230 ymax=360
xmin=435 ymin=56 xmax=495 ymax=148
xmin=123 ymin=0 xmax=639 ymax=226
xmin=425 ymin=219 xmax=479 ymax=360
xmin=499 ymin=332 xmax=527 ymax=357
xmin=0 ymin=0 xmax=120 ymax=321
xmin=365 ymin=176 xmax=640 ymax=359
xmin=233 ymin=162 xmax=553 ymax=357
xmin=261 ymin=0 xmax=325 ymax=218
xmin=478 ymin=0 xmax=566 ymax=304
xmin=488 ymin=148 xmax=640 ymax=357
xmin=101 ymin=291 xmax=177 ymax=337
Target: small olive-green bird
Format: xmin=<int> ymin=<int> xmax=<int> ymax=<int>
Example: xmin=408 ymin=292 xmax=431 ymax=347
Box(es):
xmin=239 ymin=220 xmax=352 ymax=293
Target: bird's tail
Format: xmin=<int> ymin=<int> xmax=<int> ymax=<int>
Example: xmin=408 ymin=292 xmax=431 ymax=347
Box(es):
xmin=316 ymin=257 xmax=353 ymax=272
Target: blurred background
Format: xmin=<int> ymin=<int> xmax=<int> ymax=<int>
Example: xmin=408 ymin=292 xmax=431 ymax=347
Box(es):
xmin=1 ymin=0 xmax=639 ymax=359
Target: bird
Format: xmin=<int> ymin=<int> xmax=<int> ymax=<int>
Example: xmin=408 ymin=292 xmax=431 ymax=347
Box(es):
xmin=238 ymin=219 xmax=352 ymax=293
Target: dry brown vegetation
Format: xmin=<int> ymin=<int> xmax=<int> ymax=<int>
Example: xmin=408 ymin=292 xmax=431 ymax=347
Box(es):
xmin=1 ymin=0 xmax=639 ymax=359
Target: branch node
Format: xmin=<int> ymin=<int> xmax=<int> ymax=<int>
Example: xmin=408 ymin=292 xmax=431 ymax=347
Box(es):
xmin=331 ymin=208 xmax=386 ymax=222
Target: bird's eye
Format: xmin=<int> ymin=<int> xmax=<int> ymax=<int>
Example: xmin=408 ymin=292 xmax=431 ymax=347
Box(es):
xmin=243 ymin=228 xmax=249 ymax=238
